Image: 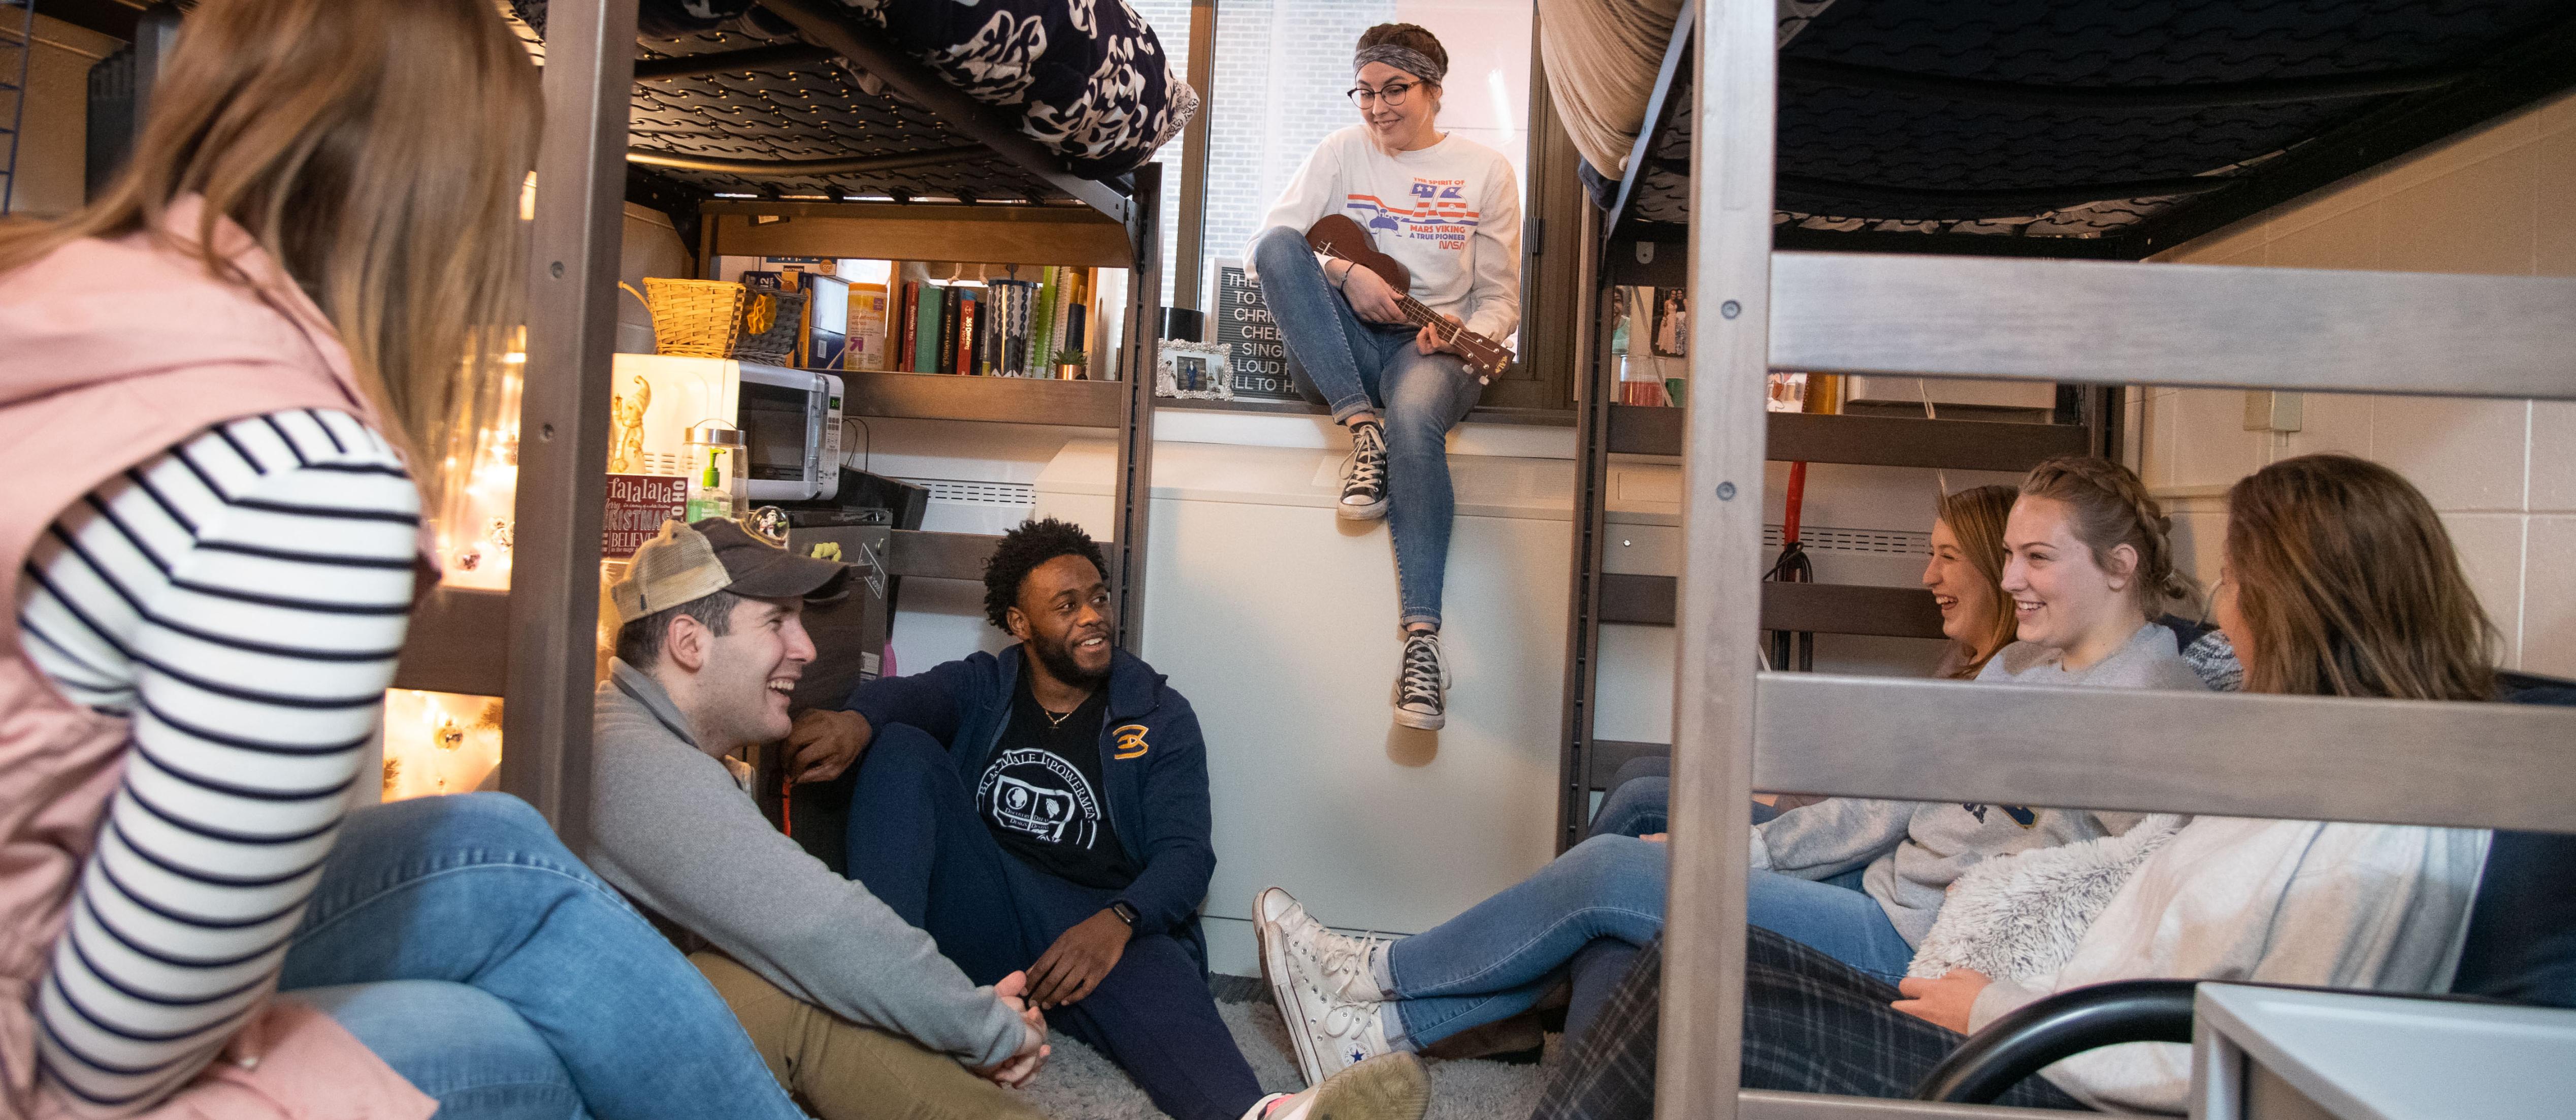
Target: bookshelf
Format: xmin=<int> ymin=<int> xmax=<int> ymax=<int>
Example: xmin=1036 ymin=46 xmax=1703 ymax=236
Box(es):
xmin=840 ymin=369 xmax=1124 ymax=428
xmin=1156 ymin=397 xmax=1579 ymax=428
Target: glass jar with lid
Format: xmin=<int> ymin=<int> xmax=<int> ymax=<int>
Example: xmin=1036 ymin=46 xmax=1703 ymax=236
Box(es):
xmin=683 ymin=422 xmax=746 ymax=523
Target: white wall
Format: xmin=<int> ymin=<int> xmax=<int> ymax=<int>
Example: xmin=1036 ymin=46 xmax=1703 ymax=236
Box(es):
xmin=617 ymin=204 xmax=694 ymax=353
xmin=2141 ymin=88 xmax=2576 ymax=678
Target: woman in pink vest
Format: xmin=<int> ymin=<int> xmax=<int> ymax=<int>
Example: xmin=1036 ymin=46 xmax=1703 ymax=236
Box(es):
xmin=0 ymin=2 xmax=814 ymax=1118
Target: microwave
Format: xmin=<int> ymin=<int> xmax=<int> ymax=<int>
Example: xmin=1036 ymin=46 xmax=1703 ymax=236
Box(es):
xmin=610 ymin=354 xmax=844 ymax=502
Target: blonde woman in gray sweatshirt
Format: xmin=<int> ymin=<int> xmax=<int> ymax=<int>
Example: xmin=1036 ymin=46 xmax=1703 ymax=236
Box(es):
xmin=1748 ymin=458 xmax=2205 ymax=981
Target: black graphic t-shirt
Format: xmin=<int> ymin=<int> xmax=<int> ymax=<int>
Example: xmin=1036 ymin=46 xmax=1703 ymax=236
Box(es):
xmin=978 ymin=673 xmax=1140 ymax=890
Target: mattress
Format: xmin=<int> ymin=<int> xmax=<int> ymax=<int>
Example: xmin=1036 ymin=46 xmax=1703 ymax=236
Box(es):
xmin=515 ymin=0 xmax=1195 ymax=187
xmin=1583 ymin=0 xmax=2573 ymax=246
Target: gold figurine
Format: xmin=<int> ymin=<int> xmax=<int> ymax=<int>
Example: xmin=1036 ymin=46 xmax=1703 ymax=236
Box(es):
xmin=607 ymin=374 xmax=651 ymax=473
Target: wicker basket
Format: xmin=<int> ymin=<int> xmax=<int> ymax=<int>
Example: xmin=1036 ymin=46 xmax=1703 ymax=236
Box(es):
xmin=732 ymin=289 xmax=807 ymax=365
xmin=633 ymin=278 xmax=746 ymax=359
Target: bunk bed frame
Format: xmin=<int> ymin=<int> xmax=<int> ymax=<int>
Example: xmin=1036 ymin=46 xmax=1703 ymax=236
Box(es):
xmin=1634 ymin=2 xmax=2576 ymax=1117
xmin=394 ymin=0 xmax=1168 ymax=852
xmin=1557 ymin=0 xmax=2121 ymax=846
xmin=1558 ymin=0 xmax=2576 ymax=845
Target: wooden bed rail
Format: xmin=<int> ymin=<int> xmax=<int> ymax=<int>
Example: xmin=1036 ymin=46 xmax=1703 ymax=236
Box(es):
xmin=1755 ymin=675 xmax=2576 ymax=835
xmin=1771 ymin=253 xmax=2576 ymax=402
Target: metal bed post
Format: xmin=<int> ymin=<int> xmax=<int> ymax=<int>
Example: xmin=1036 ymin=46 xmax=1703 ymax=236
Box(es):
xmin=1113 ymin=162 xmax=1165 ymax=653
xmin=1658 ymin=0 xmax=1772 ymax=1115
xmin=1170 ymin=0 xmax=1217 ymax=311
xmin=502 ymin=0 xmax=636 ymax=850
xmin=1555 ymin=202 xmax=1611 ymax=852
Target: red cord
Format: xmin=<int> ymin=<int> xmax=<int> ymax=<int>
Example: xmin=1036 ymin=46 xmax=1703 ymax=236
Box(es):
xmin=1783 ymin=461 xmax=1809 ymax=545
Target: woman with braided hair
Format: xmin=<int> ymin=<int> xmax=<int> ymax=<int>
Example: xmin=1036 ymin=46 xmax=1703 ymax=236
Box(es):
xmin=1978 ymin=456 xmax=2205 ymax=687
xmin=1735 ymin=460 xmax=2207 ymax=995
xmin=1245 ymin=22 xmax=1522 ymax=730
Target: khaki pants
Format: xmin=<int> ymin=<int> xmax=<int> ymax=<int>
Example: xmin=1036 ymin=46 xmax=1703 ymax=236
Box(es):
xmin=691 ymin=952 xmax=1042 ymax=1120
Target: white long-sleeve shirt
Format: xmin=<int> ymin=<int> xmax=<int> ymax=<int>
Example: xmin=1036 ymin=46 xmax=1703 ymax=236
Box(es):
xmin=1248 ymin=125 xmax=1523 ymax=342
xmin=1971 ymin=816 xmax=2490 ymax=1114
xmin=19 ymin=409 xmax=416 ymax=1112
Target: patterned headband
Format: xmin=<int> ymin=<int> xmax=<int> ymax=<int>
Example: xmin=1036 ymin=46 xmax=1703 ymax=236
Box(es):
xmin=1354 ymin=44 xmax=1445 ymax=85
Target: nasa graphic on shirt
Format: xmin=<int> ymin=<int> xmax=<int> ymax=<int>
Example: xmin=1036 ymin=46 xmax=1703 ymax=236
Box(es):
xmin=979 ymin=746 xmax=1108 ymax=850
xmin=1344 ymin=177 xmax=1480 ymax=252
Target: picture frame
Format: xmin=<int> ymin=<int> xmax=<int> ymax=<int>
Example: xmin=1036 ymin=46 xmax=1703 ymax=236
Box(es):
xmin=1650 ymin=287 xmax=1688 ymax=358
xmin=1155 ymin=338 xmax=1234 ymax=401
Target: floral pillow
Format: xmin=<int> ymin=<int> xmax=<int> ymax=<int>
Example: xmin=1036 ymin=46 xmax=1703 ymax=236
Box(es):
xmin=838 ymin=0 xmax=1197 ymax=178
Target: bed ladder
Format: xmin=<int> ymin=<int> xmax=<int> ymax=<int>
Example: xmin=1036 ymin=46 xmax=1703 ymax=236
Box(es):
xmin=1656 ymin=2 xmax=2576 ymax=1118
xmin=0 ymin=0 xmax=32 ymax=213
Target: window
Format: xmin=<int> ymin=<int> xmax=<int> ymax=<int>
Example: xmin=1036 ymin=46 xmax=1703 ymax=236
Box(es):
xmin=1197 ymin=0 xmax=1534 ymax=299
xmin=1128 ymin=0 xmax=1196 ymax=307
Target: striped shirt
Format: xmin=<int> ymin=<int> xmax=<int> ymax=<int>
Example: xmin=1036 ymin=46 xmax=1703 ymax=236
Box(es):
xmin=17 ymin=408 xmax=418 ymax=1111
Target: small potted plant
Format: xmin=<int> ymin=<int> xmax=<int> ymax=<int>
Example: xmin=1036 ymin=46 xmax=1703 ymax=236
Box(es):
xmin=1054 ymin=349 xmax=1088 ymax=380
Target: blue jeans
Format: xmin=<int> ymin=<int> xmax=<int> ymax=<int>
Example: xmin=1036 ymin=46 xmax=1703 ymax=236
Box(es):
xmin=1251 ymin=225 xmax=1485 ymax=627
xmin=276 ymin=793 xmax=802 ymax=1120
xmin=1593 ymin=764 xmax=1912 ymax=982
xmin=1745 ymin=867 xmax=1915 ymax=983
xmin=1564 ymin=757 xmax=1775 ymax=1044
xmin=1383 ymin=834 xmax=1667 ymax=1049
xmin=1383 ymin=784 xmax=1871 ymax=1051
xmin=1585 ymin=757 xmax=1782 ymax=842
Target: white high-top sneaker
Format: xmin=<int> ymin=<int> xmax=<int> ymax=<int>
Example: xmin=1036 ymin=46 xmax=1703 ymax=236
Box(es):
xmin=1255 ymin=887 xmax=1392 ymax=1086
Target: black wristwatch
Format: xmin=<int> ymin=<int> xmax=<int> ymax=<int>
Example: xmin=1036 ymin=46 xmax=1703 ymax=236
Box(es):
xmin=1107 ymin=901 xmax=1139 ymax=927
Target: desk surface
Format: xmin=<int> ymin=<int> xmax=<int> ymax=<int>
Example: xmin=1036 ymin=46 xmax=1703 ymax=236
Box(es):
xmin=2197 ymin=983 xmax=2576 ymax=1120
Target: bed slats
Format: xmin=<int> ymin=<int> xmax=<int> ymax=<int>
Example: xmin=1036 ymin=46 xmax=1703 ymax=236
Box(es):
xmin=755 ymin=0 xmax=1132 ymax=223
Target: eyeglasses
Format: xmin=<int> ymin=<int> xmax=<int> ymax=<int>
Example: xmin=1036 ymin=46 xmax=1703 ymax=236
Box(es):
xmin=1347 ymin=81 xmax=1420 ymax=108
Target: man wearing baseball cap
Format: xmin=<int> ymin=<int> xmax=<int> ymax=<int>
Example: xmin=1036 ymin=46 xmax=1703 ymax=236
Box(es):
xmin=583 ymin=518 xmax=1050 ymax=1120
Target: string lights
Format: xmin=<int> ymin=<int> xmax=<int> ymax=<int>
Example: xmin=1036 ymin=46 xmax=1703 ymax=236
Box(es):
xmin=395 ymin=15 xmax=1082 ymax=801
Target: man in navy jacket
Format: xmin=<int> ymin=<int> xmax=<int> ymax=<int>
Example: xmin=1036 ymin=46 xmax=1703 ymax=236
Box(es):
xmin=785 ymin=518 xmax=1426 ymax=1120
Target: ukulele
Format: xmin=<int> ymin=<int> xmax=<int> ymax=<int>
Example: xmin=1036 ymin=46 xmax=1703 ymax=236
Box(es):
xmin=1305 ymin=214 xmax=1516 ymax=382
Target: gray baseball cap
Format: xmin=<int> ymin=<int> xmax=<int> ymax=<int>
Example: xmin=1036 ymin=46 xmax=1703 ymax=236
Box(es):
xmin=609 ymin=518 xmax=848 ymax=625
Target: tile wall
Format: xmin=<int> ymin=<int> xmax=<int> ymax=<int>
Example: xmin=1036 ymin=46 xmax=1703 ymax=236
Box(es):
xmin=2138 ymin=89 xmax=2576 ymax=677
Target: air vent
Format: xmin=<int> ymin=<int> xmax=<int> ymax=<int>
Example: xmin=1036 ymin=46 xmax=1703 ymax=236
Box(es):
xmin=917 ymin=478 xmax=1038 ymax=506
xmin=1762 ymin=524 xmax=1931 ymax=555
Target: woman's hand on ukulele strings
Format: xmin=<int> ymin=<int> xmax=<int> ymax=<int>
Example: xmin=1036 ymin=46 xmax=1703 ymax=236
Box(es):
xmin=1337 ymin=261 xmax=1411 ymax=325
xmin=1415 ymin=313 xmax=1468 ymax=357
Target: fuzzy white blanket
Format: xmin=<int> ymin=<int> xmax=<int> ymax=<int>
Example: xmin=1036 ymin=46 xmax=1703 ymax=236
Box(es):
xmin=1908 ymin=814 xmax=2189 ymax=981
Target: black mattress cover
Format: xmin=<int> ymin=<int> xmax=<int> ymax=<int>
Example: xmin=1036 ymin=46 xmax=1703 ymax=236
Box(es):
xmin=510 ymin=0 xmax=1190 ymax=207
xmin=1625 ymin=0 xmax=2574 ymax=245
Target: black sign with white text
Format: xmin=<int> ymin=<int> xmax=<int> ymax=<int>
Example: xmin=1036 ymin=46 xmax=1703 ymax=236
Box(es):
xmin=1214 ymin=262 xmax=1299 ymax=401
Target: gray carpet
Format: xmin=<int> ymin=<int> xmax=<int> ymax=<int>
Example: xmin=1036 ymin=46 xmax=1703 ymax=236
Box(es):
xmin=1017 ymin=989 xmax=1552 ymax=1119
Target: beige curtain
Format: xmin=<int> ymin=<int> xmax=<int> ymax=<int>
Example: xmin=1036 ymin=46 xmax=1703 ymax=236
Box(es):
xmin=1536 ymin=0 xmax=1839 ymax=182
xmin=1535 ymin=0 xmax=1686 ymax=180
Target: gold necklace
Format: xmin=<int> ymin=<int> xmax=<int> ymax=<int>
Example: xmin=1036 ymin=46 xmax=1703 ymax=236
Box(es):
xmin=1040 ymin=705 xmax=1075 ymax=729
